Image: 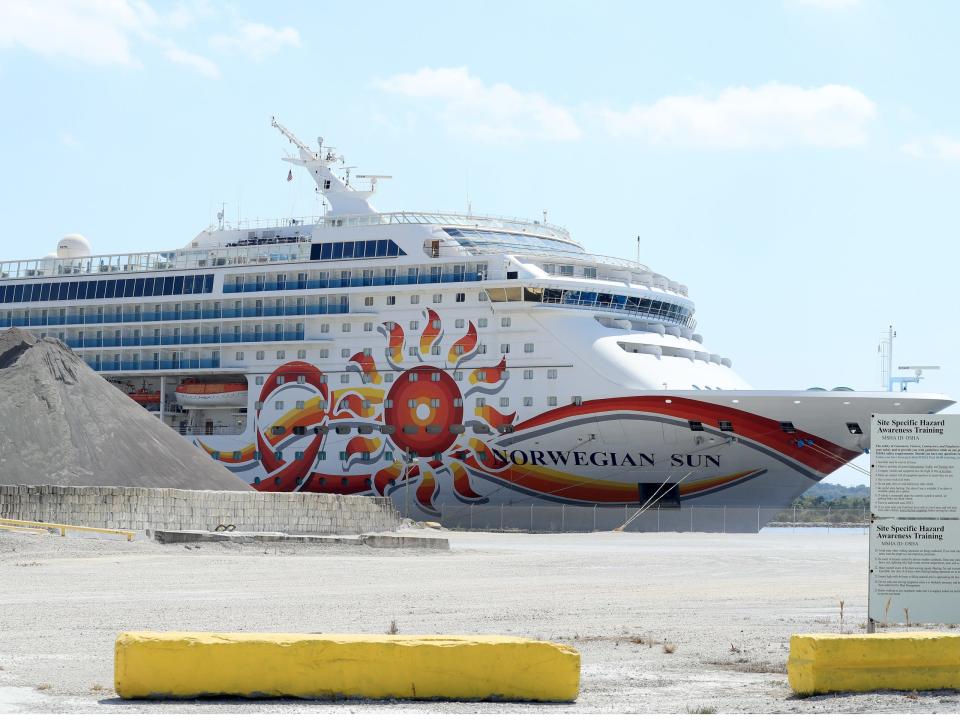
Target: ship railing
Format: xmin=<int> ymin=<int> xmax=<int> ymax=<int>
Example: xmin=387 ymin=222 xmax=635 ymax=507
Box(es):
xmin=232 ymin=210 xmax=573 ymax=242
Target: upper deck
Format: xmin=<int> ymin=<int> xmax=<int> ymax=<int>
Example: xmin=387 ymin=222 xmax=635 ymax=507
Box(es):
xmin=0 ymin=211 xmax=578 ymax=282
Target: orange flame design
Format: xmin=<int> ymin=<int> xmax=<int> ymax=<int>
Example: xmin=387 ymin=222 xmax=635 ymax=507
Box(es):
xmin=380 ymin=321 xmax=405 ymax=366
xmin=447 ymin=321 xmax=478 ymax=365
xmin=348 ymin=351 xmax=382 ymax=384
xmin=469 ymin=357 xmax=507 ymax=385
xmin=419 ymin=308 xmax=442 ymax=357
xmin=475 ymin=405 xmax=517 ymax=429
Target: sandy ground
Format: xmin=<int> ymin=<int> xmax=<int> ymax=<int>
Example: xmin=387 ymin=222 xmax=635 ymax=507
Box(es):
xmin=0 ymin=526 xmax=957 ymax=714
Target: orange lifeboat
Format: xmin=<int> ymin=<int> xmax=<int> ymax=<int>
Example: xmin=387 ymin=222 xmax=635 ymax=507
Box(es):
xmin=127 ymin=387 xmax=161 ymax=405
xmin=174 ymin=378 xmax=248 ymax=408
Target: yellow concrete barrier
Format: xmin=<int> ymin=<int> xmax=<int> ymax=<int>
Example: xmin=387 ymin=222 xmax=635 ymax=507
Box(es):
xmin=114 ymin=631 xmax=580 ymax=701
xmin=788 ymin=632 xmax=960 ymax=695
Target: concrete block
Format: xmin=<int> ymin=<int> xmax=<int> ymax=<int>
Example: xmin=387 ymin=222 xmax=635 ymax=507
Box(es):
xmin=115 ymin=631 xmax=579 ymax=701
xmin=788 ymin=632 xmax=960 ymax=695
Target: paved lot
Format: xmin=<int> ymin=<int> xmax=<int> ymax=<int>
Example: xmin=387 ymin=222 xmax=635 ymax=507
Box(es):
xmin=0 ymin=526 xmax=957 ymax=713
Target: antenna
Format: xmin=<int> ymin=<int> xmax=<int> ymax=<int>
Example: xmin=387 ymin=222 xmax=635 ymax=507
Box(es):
xmin=342 ymin=166 xmax=356 ymax=187
xmin=355 ymin=174 xmax=393 ymax=192
xmin=636 ymin=235 xmax=641 ymax=264
xmin=216 ymin=202 xmax=225 ymax=231
xmin=879 ymin=325 xmax=941 ymax=391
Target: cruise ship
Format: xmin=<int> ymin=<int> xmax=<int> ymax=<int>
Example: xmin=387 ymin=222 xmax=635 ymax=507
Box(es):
xmin=2 ymin=119 xmax=952 ymax=530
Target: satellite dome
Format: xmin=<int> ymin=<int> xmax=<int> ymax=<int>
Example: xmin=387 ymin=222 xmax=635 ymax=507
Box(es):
xmin=57 ymin=233 xmax=91 ymax=259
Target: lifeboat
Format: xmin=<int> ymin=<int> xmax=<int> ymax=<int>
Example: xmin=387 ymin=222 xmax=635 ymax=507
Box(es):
xmin=127 ymin=387 xmax=160 ymax=406
xmin=175 ymin=379 xmax=248 ymax=408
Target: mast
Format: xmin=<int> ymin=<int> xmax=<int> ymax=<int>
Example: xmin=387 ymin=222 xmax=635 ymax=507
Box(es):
xmin=271 ymin=116 xmax=386 ymax=217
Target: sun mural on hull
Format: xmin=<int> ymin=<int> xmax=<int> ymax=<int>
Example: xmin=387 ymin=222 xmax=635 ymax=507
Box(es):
xmin=197 ymin=308 xmax=517 ymax=516
xmin=197 ymin=308 xmax=859 ymax=515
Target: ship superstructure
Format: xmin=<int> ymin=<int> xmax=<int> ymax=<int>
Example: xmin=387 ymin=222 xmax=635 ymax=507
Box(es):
xmin=1 ymin=119 xmax=952 ymax=529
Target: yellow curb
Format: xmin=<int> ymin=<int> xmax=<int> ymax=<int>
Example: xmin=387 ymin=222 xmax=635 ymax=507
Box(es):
xmin=788 ymin=632 xmax=960 ymax=695
xmin=115 ymin=631 xmax=580 ymax=701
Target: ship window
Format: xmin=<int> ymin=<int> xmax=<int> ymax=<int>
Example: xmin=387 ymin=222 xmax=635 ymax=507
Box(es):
xmin=501 ymin=317 xmax=511 ymax=327
xmin=498 ymin=424 xmax=514 ymax=434
xmin=780 ymin=421 xmax=796 ymax=434
xmin=271 ymin=425 xmax=284 ymax=435
xmin=523 ymin=397 xmax=533 ymax=407
xmin=524 ymin=343 xmax=534 ymax=353
xmin=409 ymin=320 xmax=419 ymax=330
xmin=292 ymin=426 xmax=306 ymax=435
xmin=499 ymin=397 xmax=509 ymax=408
xmin=335 ymin=426 xmax=350 ymax=435
xmin=847 ymin=422 xmax=863 ymax=435
xmin=548 ymin=396 xmax=557 ymax=406
xmin=572 ymin=396 xmax=582 ymax=406
xmin=688 ymin=420 xmax=704 ymax=432
xmin=500 ymin=344 xmax=510 ymax=354
xmin=456 ymin=292 xmax=465 ymax=302
xmin=275 ymin=400 xmax=284 ymax=410
xmin=387 ymin=295 xmax=396 ymax=305
xmin=426 ymin=424 xmax=441 ymax=434
xmin=719 ymin=420 xmax=734 ymax=432
xmin=476 ymin=398 xmax=486 ymax=407
xmin=403 ymin=424 xmax=419 ymax=434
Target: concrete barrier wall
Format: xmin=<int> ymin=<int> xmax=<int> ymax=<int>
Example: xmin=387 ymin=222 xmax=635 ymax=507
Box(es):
xmin=0 ymin=485 xmax=400 ymax=535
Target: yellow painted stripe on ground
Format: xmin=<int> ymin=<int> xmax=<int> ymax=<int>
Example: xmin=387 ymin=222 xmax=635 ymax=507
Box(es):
xmin=115 ymin=631 xmax=580 ymax=701
xmin=0 ymin=518 xmax=134 ymax=541
xmin=788 ymin=632 xmax=960 ymax=695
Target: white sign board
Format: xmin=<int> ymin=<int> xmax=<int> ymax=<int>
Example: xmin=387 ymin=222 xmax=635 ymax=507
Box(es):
xmin=869 ymin=414 xmax=960 ymax=625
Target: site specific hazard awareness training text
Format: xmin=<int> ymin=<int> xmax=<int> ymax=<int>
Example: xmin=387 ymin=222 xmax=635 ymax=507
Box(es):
xmin=869 ymin=414 xmax=960 ymax=626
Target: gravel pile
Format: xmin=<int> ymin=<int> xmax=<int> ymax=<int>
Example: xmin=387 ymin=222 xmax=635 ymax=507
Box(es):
xmin=0 ymin=328 xmax=251 ymax=491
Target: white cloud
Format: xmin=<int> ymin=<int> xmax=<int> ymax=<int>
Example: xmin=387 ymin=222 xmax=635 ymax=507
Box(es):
xmin=377 ymin=67 xmax=581 ymax=142
xmin=0 ymin=1 xmax=296 ymax=78
xmin=0 ymin=0 xmax=152 ymax=67
xmin=161 ymin=41 xmax=219 ymax=78
xmin=210 ymin=22 xmax=300 ymax=60
xmin=600 ymin=84 xmax=877 ymax=149
xmin=900 ymin=135 xmax=960 ymax=160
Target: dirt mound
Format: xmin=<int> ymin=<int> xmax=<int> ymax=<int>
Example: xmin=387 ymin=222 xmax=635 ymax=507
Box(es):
xmin=0 ymin=328 xmax=252 ymax=491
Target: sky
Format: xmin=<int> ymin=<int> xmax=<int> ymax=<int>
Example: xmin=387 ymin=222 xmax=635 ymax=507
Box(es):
xmin=1 ymin=0 xmax=957 ymax=487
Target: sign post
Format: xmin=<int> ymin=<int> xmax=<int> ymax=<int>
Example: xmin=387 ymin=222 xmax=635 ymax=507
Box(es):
xmin=868 ymin=414 xmax=960 ymax=630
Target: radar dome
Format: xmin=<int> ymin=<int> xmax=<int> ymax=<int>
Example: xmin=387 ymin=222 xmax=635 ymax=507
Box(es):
xmin=57 ymin=233 xmax=91 ymax=259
